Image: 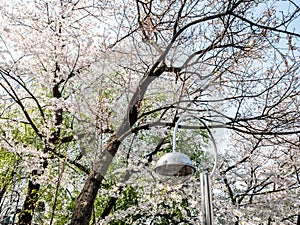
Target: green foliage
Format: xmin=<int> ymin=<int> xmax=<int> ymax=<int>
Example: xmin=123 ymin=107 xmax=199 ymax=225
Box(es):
xmin=116 ymin=186 xmax=139 ymax=210
xmin=37 ymin=180 xmax=80 ymax=225
xmin=0 ymin=148 xmax=18 ymax=188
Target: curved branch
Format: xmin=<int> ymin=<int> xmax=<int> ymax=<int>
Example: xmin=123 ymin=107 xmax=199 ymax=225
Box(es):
xmin=0 ymin=69 xmax=46 ymax=121
xmin=231 ymin=12 xmax=300 ymax=38
xmin=0 ymin=70 xmax=43 ymax=139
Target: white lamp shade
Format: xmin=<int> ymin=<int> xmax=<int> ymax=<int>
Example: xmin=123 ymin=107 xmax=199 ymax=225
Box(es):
xmin=154 ymin=152 xmax=196 ymax=177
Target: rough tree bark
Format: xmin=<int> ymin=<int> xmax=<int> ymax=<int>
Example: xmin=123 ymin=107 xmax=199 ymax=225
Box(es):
xmin=17 ymin=175 xmax=40 ymax=225
xmin=17 ymin=82 xmax=63 ymax=224
xmin=70 ymin=135 xmax=120 ymax=225
xmin=70 ymin=64 xmax=167 ymax=224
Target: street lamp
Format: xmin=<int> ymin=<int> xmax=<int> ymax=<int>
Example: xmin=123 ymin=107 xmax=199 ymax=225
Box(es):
xmin=154 ymin=114 xmax=218 ymax=225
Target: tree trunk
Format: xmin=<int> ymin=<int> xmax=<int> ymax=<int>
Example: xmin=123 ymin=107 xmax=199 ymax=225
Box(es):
xmin=70 ymin=65 xmax=165 ymax=225
xmin=18 ymin=160 xmax=48 ymax=225
xmin=18 ymin=178 xmax=40 ymax=225
xmin=70 ymin=170 xmax=102 ymax=225
xmin=70 ymin=136 xmax=120 ymax=225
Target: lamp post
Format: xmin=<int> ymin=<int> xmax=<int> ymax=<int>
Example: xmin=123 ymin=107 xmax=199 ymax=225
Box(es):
xmin=154 ymin=114 xmax=218 ymax=225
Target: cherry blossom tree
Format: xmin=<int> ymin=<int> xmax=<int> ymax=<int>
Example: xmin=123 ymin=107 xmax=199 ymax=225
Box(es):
xmin=0 ymin=0 xmax=105 ymax=224
xmin=0 ymin=0 xmax=300 ymax=225
xmin=70 ymin=0 xmax=300 ymax=224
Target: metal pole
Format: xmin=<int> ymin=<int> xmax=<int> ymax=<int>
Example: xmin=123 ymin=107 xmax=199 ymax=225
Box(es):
xmin=200 ymin=172 xmax=213 ymax=225
xmin=171 ymin=114 xmax=217 ymax=224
